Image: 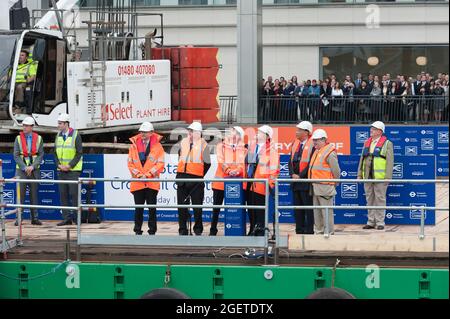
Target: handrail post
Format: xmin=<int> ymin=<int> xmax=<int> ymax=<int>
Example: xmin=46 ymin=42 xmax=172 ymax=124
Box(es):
xmin=419 ymin=207 xmax=426 ymax=240
xmin=274 ymin=180 xmax=280 ymax=265
xmin=76 ymin=180 xmax=82 ymax=261
xmin=0 ymin=160 xmax=5 ymax=255
xmin=16 ymin=177 xmax=22 ymax=245
xmin=324 ymin=207 xmax=330 ymax=239
xmin=264 ymin=180 xmax=269 ymax=265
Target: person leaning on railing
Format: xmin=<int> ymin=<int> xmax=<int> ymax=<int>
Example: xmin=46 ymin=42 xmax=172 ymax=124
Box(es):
xmin=127 ymin=122 xmax=165 ymax=236
xmin=13 ymin=116 xmax=43 ymax=226
xmin=357 ymin=122 xmax=394 ymax=231
xmin=308 ymin=129 xmax=341 ymax=235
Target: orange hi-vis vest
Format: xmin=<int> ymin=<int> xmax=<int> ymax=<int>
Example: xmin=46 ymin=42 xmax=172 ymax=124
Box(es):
xmin=290 ymin=137 xmax=314 ymax=174
xmin=128 ymin=133 xmax=165 ymax=193
xmin=244 ymin=141 xmax=280 ymax=196
xmin=212 ymin=138 xmax=247 ymax=191
xmin=308 ymin=143 xmax=337 ymax=185
xmin=177 ymin=137 xmax=208 ymax=177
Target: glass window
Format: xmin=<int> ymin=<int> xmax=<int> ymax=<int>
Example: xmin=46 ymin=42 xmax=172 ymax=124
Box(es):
xmin=320 ymin=45 xmax=449 ymax=81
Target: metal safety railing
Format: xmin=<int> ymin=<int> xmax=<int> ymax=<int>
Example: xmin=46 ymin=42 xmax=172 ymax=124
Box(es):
xmin=259 ymin=95 xmax=449 ymax=124
xmin=1 ymin=171 xmax=449 ymax=264
xmin=75 ymin=177 xmax=286 ymax=265
xmin=274 ymin=179 xmax=450 ymax=243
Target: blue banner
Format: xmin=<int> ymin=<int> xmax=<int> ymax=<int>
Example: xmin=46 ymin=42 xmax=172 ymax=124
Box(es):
xmin=0 ymin=153 xmax=436 ymax=226
xmin=224 ymin=182 xmax=246 ymax=236
xmin=351 ymin=126 xmax=449 ymax=177
xmin=335 ymin=155 xmax=436 ymax=225
xmin=0 ymin=154 xmax=104 ymax=221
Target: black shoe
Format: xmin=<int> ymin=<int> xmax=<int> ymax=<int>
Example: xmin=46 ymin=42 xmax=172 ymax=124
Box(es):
xmin=148 ymin=231 xmax=156 ymax=236
xmin=179 ymin=231 xmax=189 ymax=236
xmin=363 ymin=225 xmax=375 ymax=230
xmin=377 ymin=226 xmax=385 ymax=230
xmin=135 ymin=231 xmax=143 ymax=235
xmin=195 ymin=232 xmax=202 ymax=236
xmin=209 ymin=229 xmax=218 ymax=236
xmin=57 ymin=220 xmax=73 ymax=226
xmin=31 ymin=219 xmax=42 ymax=226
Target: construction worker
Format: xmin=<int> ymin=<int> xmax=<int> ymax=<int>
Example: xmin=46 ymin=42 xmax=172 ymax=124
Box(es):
xmin=14 ymin=50 xmax=37 ymax=114
xmin=289 ymin=121 xmax=315 ymax=234
xmin=245 ymin=125 xmax=280 ymax=237
xmin=54 ymin=114 xmax=83 ymax=226
xmin=210 ymin=126 xmax=247 ymax=236
xmin=128 ymin=122 xmax=165 ymax=235
xmin=358 ymin=121 xmax=394 ymax=230
xmin=13 ymin=116 xmax=43 ymax=226
xmin=308 ymin=129 xmax=340 ymax=235
xmin=176 ymin=122 xmax=211 ymax=236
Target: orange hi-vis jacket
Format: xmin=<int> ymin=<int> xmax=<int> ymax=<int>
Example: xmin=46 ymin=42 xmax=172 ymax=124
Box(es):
xmin=128 ymin=133 xmax=165 ymax=193
xmin=290 ymin=137 xmax=314 ymax=174
xmin=308 ymin=143 xmax=337 ymax=185
xmin=212 ymin=138 xmax=247 ymax=191
xmin=244 ymin=141 xmax=280 ymax=196
xmin=177 ymin=137 xmax=208 ymax=177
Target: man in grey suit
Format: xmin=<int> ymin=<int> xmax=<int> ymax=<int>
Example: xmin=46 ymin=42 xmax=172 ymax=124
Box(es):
xmin=358 ymin=121 xmax=394 ymax=230
xmin=13 ymin=116 xmax=44 ymax=225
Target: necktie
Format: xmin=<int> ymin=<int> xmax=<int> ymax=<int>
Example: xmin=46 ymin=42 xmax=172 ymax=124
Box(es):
xmin=63 ymin=134 xmax=67 ymax=142
xmin=247 ymin=144 xmax=259 ymax=178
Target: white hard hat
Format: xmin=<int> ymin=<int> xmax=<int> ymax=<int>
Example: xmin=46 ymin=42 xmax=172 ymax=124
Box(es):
xmin=233 ymin=126 xmax=245 ymax=139
xmin=258 ymin=125 xmax=273 ymax=139
xmin=57 ymin=113 xmax=70 ymax=123
xmin=371 ymin=121 xmax=386 ymax=133
xmin=296 ymin=121 xmax=313 ymax=133
xmin=312 ymin=129 xmax=328 ymax=140
xmin=139 ymin=122 xmax=154 ymax=132
xmin=188 ymin=121 xmax=203 ymax=132
xmin=22 ymin=116 xmax=35 ymax=126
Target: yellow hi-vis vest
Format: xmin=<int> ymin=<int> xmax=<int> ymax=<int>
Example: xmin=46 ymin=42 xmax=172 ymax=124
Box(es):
xmin=15 ymin=61 xmax=37 ymax=84
xmin=55 ymin=129 xmax=82 ymax=172
xmin=362 ymin=137 xmax=389 ymax=180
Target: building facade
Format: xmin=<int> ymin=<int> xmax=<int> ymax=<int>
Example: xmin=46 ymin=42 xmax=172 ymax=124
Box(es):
xmin=74 ymin=1 xmax=450 ymax=95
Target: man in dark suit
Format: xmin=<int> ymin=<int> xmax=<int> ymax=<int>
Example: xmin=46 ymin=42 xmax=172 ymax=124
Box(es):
xmin=289 ymin=121 xmax=316 ymax=234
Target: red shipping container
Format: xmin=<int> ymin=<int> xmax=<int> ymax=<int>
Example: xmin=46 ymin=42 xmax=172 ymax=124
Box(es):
xmin=171 ymin=47 xmax=219 ymax=68
xmin=180 ymin=108 xmax=220 ymax=124
xmin=172 ymin=68 xmax=219 ymax=89
xmin=150 ymin=48 xmax=172 ymax=61
xmin=172 ymin=88 xmax=219 ymax=109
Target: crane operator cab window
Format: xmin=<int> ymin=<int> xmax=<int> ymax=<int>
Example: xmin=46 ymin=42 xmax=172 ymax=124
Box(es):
xmin=13 ymin=49 xmax=38 ymax=115
xmin=10 ymin=34 xmax=66 ymax=119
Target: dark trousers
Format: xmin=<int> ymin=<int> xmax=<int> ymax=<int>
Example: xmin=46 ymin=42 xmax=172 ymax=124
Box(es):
xmin=16 ymin=169 xmax=40 ymax=220
xmin=177 ymin=182 xmax=205 ymax=235
xmin=58 ymin=171 xmax=80 ymax=221
xmin=246 ymin=191 xmax=266 ymax=237
xmin=210 ymin=189 xmax=224 ymax=235
xmin=132 ymin=188 xmax=158 ymax=234
xmin=293 ymin=190 xmax=314 ymax=234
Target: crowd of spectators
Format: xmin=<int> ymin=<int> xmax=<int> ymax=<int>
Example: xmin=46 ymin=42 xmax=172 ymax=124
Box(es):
xmin=260 ymin=72 xmax=449 ymax=124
